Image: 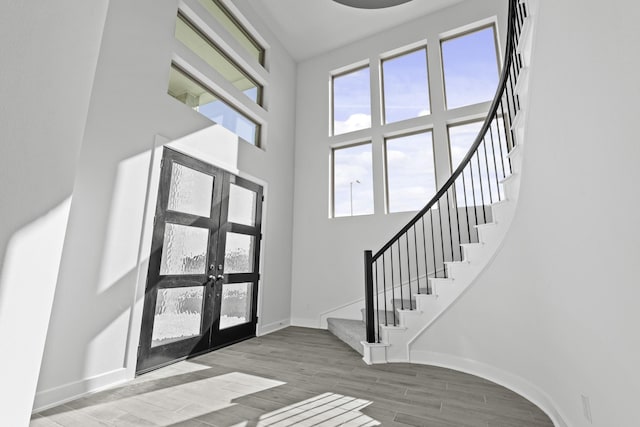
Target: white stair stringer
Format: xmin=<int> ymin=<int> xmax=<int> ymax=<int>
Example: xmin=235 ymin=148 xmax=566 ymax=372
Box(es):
xmin=362 ymin=187 xmax=520 ymax=364
xmin=362 ymin=129 xmax=526 ymax=364
xmin=360 ymin=6 xmax=534 ymax=366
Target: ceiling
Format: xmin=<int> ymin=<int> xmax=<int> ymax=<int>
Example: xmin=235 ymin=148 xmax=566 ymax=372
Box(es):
xmin=246 ymin=0 xmax=465 ymax=62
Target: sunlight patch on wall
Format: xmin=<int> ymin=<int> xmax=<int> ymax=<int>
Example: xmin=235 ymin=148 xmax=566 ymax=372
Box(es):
xmin=0 ymin=197 xmax=72 ymax=423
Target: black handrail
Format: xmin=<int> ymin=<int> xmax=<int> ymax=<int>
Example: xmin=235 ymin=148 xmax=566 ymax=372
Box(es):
xmin=365 ymin=0 xmax=527 ymax=343
xmin=373 ymin=2 xmax=518 ymax=261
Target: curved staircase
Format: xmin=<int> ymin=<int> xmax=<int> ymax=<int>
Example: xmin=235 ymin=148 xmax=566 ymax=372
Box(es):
xmin=327 ymin=0 xmax=535 ymax=365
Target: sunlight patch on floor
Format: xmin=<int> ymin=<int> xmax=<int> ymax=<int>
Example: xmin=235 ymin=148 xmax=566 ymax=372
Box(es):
xmin=231 ymin=392 xmax=380 ymax=427
xmin=35 ymin=371 xmax=286 ymax=426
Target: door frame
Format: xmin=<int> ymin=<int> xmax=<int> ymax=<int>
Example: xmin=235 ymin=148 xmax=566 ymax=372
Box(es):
xmin=127 ymin=136 xmax=268 ymax=376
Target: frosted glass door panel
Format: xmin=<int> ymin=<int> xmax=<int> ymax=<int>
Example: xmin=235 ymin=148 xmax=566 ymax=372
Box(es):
xmin=224 ymin=232 xmax=255 ymax=273
xmin=160 ymin=223 xmax=209 ymax=275
xmin=220 ymin=283 xmax=252 ymax=329
xmin=227 ymin=183 xmax=257 ymax=226
xmin=167 ymin=163 xmax=213 ymax=217
xmin=151 ymin=286 xmax=204 ymax=347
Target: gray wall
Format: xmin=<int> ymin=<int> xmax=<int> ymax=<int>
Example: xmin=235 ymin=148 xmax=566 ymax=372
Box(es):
xmin=0 ymin=0 xmax=296 ymax=419
xmin=290 ymin=0 xmax=506 ymax=327
xmin=0 ymin=1 xmax=110 ymax=425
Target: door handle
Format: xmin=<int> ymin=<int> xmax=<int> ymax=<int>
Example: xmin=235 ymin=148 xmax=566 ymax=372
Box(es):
xmin=208 ymin=274 xmax=224 ymax=281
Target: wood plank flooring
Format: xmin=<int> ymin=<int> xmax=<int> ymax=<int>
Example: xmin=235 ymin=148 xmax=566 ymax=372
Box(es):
xmin=31 ymin=327 xmax=554 ymax=427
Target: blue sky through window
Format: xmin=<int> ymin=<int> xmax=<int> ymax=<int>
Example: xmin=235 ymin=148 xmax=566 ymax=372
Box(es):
xmin=333 ymin=67 xmax=371 ymax=135
xmin=442 ymin=26 xmax=499 ymax=109
xmin=383 ymin=49 xmax=430 ymax=124
xmin=333 ymin=143 xmax=374 ymax=217
xmin=386 ymin=132 xmax=436 ymax=213
xmin=199 ymin=100 xmax=257 ymax=145
xmin=449 ymin=119 xmax=507 ymax=207
xmin=331 ymin=25 xmax=500 ymax=216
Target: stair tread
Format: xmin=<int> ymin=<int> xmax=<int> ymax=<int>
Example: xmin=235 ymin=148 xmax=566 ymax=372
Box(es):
xmin=327 ymin=318 xmax=365 ymax=355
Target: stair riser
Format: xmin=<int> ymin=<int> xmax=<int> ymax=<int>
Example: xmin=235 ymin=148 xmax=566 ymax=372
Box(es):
xmin=490 ymin=201 xmax=515 ymax=225
xmin=500 ymin=174 xmax=520 ymax=201
xmin=475 ymin=223 xmax=499 ymax=244
xmin=461 ymin=243 xmax=484 ymax=263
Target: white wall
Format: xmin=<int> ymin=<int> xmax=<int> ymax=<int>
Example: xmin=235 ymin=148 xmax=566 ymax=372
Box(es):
xmin=33 ymin=0 xmax=296 ymax=411
xmin=290 ymin=0 xmax=506 ymax=327
xmin=410 ymin=1 xmax=640 ymax=426
xmin=0 ymin=1 xmax=109 ymax=425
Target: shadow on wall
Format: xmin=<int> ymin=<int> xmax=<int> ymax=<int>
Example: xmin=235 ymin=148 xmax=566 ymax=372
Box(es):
xmin=0 ymin=193 xmax=75 ymax=424
xmin=33 ymin=124 xmax=244 ymax=410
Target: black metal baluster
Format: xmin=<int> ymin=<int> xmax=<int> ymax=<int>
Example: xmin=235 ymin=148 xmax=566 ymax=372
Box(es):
xmin=437 ymin=200 xmax=446 ymax=276
xmin=468 ymin=156 xmax=480 ymax=229
xmin=382 ymin=253 xmax=388 ymax=327
xmin=494 ymin=115 xmax=507 ymax=180
xmin=406 ymin=233 xmax=413 ymax=309
xmin=482 ymin=137 xmax=494 ymax=205
xmin=500 ymin=98 xmax=515 ymax=174
xmin=421 ymin=217 xmax=431 ymax=294
xmin=461 ymin=168 xmax=472 ymax=244
xmin=508 ymin=74 xmax=518 ymax=122
xmin=453 ymin=181 xmax=462 ymax=259
xmin=413 ymin=225 xmax=420 ymax=295
xmin=421 ymin=216 xmax=430 ymax=293
xmin=488 ymin=121 xmax=502 ymax=200
xmin=390 ymin=244 xmax=397 ymax=325
xmin=397 ymin=240 xmax=404 ymax=311
xmin=374 ymin=259 xmax=380 ymax=342
xmin=364 ymin=251 xmax=375 ymax=344
xmin=514 ymin=0 xmax=522 ymax=42
xmin=445 ymin=191 xmax=454 ymax=262
xmin=475 ymin=150 xmax=487 ymax=223
xmin=429 ymin=209 xmax=437 ymax=282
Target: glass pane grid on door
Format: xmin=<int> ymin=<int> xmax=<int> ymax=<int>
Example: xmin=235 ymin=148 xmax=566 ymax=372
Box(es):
xmin=228 ymin=183 xmax=257 ymax=226
xmin=167 ymin=162 xmax=214 ymax=217
xmin=159 ymin=223 xmax=210 ymax=275
xmin=138 ymin=148 xmax=263 ymax=374
xmin=151 ymin=286 xmax=204 ymax=347
xmin=224 ymin=232 xmax=255 ymax=274
xmin=220 ymin=282 xmax=252 ymax=330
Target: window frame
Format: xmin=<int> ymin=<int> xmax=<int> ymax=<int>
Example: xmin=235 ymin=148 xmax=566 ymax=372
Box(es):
xmin=380 ymin=46 xmax=432 ymax=125
xmin=331 ymin=140 xmax=374 ymax=218
xmin=168 ymin=62 xmax=262 ymax=147
xmin=384 ymin=129 xmax=438 ymax=214
xmin=198 ymin=0 xmax=266 ymax=66
xmin=175 ymin=12 xmax=264 ymax=106
xmin=330 ymin=64 xmax=372 ymax=137
xmin=326 ymin=18 xmax=504 ymax=218
xmin=440 ymin=23 xmax=501 ymax=111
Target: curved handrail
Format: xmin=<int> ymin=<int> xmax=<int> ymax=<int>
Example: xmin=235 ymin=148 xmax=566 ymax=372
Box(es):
xmin=364 ymin=0 xmax=527 ymax=343
xmin=373 ymin=0 xmax=519 ymax=262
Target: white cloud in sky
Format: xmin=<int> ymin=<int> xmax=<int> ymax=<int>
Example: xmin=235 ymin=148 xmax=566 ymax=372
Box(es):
xmin=334 ymin=113 xmax=371 ymax=135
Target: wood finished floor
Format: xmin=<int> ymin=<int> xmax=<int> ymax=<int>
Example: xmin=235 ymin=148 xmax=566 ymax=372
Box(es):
xmin=31 ymin=327 xmax=554 ymax=427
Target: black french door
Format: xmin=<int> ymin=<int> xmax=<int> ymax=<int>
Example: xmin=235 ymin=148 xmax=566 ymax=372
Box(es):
xmin=137 ymin=148 xmax=263 ymax=374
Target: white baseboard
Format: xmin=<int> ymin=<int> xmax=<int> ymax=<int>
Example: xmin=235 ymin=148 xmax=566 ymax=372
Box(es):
xmin=290 ymin=317 xmax=322 ymax=329
xmin=257 ymin=318 xmax=290 ymax=336
xmin=32 ymin=368 xmax=130 ymax=413
xmin=410 ymin=350 xmax=568 ymax=427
